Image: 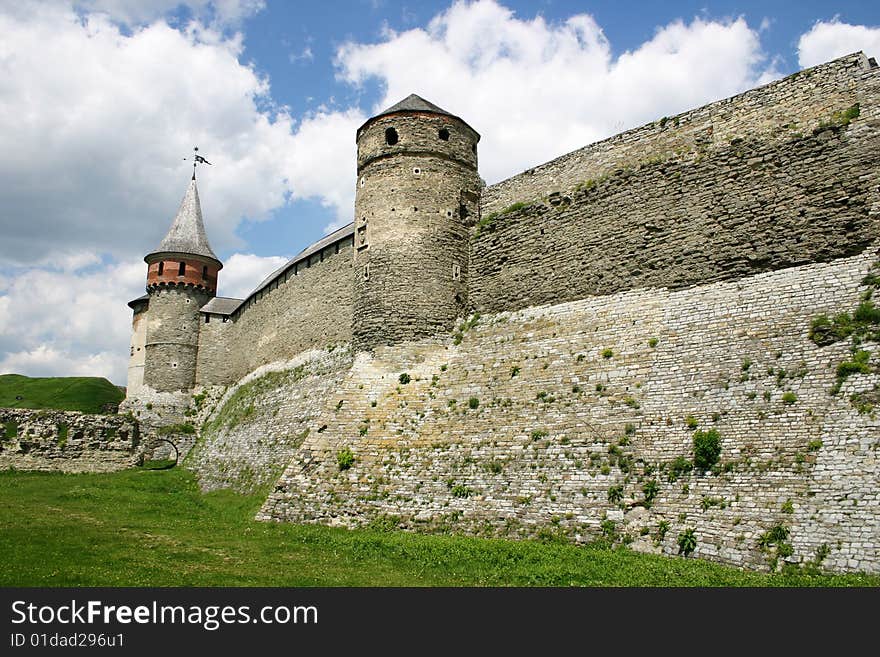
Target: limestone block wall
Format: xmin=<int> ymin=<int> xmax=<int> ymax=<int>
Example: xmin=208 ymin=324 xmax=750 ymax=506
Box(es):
xmin=187 ymin=347 xmax=353 ymax=493
xmin=482 ymin=52 xmax=877 ymax=216
xmin=259 ymin=250 xmax=879 ymax=573
xmin=0 ymin=408 xmax=141 ymax=472
xmin=470 ymin=89 xmax=880 ymax=314
xmin=195 ymin=241 xmax=353 ymax=387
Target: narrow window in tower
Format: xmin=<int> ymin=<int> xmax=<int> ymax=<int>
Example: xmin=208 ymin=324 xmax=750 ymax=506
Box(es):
xmin=158 ymin=261 xmax=164 ymax=275
xmin=363 ymin=264 xmax=370 ymax=281
xmin=178 ymin=261 xmax=186 ymax=276
xmin=202 ymin=265 xmax=208 ymax=280
xmin=438 ymin=128 xmax=450 ymax=141
xmin=385 ymin=127 xmax=398 ymax=145
xmin=452 ymin=263 xmax=461 ymax=281
xmin=204 ymin=314 xmax=210 ymax=324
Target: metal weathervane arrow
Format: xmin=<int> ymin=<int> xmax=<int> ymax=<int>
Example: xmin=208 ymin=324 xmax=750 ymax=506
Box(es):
xmin=183 ymin=146 xmax=212 ymax=179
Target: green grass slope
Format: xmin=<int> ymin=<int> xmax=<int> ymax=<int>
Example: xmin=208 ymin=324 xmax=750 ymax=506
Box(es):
xmin=0 ymin=468 xmax=876 ymax=587
xmin=0 ymin=374 xmax=123 ymax=413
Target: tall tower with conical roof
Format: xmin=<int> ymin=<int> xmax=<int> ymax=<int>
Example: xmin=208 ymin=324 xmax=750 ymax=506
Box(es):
xmin=352 ymin=94 xmax=481 ymax=350
xmin=140 ymin=176 xmax=222 ymax=393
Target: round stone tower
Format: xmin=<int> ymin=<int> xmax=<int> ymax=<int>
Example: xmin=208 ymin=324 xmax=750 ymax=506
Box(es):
xmin=142 ymin=176 xmax=222 ymax=392
xmin=353 ymin=94 xmax=481 ymax=351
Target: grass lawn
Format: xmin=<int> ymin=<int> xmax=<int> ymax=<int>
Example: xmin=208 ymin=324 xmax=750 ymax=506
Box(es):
xmin=0 ymin=374 xmax=124 ymax=414
xmin=0 ymin=467 xmax=876 ymax=587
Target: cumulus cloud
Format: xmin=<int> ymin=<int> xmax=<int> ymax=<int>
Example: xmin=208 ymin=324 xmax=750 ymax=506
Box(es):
xmin=798 ymin=19 xmax=880 ymax=68
xmin=0 ymin=257 xmax=145 ymax=384
xmin=219 ymin=252 xmax=289 ymax=298
xmin=0 ymin=250 xmax=284 ymax=384
xmin=0 ymin=2 xmax=294 ymax=266
xmin=74 ymin=0 xmax=265 ymax=27
xmin=334 ymin=0 xmax=776 ymax=185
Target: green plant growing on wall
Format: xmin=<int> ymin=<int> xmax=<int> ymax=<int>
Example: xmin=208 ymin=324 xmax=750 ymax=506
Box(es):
xmin=601 ymin=348 xmax=614 ymax=359
xmin=648 ymin=337 xmax=659 ymax=348
xmin=607 ymin=485 xmax=624 ymax=503
xmin=451 ymin=484 xmax=472 ymax=498
xmin=685 ymin=415 xmax=698 ymax=429
xmin=4 ymin=420 xmax=19 ymax=440
xmin=467 ymin=397 xmax=480 ymax=410
xmin=56 ymin=423 xmax=68 ymax=448
xmin=642 ymin=479 xmax=660 ymax=507
xmin=758 ymin=524 xmax=793 ymax=569
xmin=337 ymin=447 xmax=355 ymax=471
xmin=781 ymin=391 xmax=798 ymax=405
xmin=693 ymin=429 xmax=722 ymax=471
xmin=654 ymin=520 xmax=670 ymax=546
xmin=158 ymin=423 xmax=195 ymax=436
xmin=398 ymin=373 xmax=411 ymax=385
xmin=677 ymin=528 xmax=697 ymax=556
xmin=510 ymin=365 xmax=520 ymax=378
xmin=666 ymin=456 xmax=693 ymax=482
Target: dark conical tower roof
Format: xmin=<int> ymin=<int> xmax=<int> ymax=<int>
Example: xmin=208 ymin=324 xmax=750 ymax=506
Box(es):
xmin=377 ymin=94 xmax=455 ymax=117
xmin=146 ymin=177 xmax=220 ymax=264
xmin=357 ymin=93 xmax=478 ymax=138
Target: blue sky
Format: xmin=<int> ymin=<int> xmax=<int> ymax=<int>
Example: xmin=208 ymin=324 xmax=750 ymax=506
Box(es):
xmin=1 ymin=0 xmax=879 ymax=383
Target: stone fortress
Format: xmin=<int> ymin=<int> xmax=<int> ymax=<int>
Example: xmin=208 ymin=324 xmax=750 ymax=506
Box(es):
xmin=118 ymin=51 xmax=880 ymax=572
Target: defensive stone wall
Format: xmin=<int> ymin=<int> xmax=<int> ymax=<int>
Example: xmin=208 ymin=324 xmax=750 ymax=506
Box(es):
xmin=259 ymin=249 xmax=880 ymax=573
xmin=483 ymin=52 xmax=876 ymax=215
xmin=195 ymin=240 xmax=354 ymax=386
xmin=471 ymin=54 xmax=880 ymax=313
xmin=0 ymin=408 xmax=141 ymax=472
xmin=186 ymin=347 xmax=353 ymax=493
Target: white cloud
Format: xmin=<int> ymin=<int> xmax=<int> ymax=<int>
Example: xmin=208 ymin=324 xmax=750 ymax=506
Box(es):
xmin=219 ymin=252 xmax=289 ymax=298
xmin=74 ymin=0 xmax=265 ymax=27
xmin=0 ymin=346 xmax=125 ymax=383
xmin=798 ymin=19 xmax=880 ymax=68
xmin=289 ymin=46 xmax=314 ymax=64
xmin=333 ymin=0 xmax=776 ymax=186
xmin=0 ymin=2 xmax=295 ymax=266
xmin=283 ymin=108 xmax=365 ymax=232
xmin=0 ymin=256 xmax=145 ymax=384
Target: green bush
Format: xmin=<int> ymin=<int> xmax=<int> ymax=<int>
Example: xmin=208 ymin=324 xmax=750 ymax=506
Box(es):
xmin=667 ymin=456 xmax=693 ymax=482
xmin=158 ymin=423 xmax=196 ymax=436
xmin=601 ymin=348 xmax=614 ymax=359
xmin=677 ymin=528 xmax=697 ymax=556
xmin=451 ymin=484 xmax=472 ymax=498
xmin=337 ymin=448 xmax=355 ymax=471
xmin=781 ymin=392 xmax=797 ymax=405
xmin=607 ymin=485 xmax=623 ymax=503
xmin=467 ymin=397 xmax=480 ymax=410
xmin=398 ymin=373 xmax=411 ymax=385
xmin=642 ymin=480 xmax=660 ymax=506
xmin=693 ymin=429 xmax=722 ymax=471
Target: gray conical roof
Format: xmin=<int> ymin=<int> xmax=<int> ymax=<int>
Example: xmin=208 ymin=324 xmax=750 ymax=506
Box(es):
xmin=358 ymin=93 xmax=478 ymax=137
xmin=377 ymin=94 xmax=455 ymax=117
xmin=147 ymin=177 xmax=219 ymax=263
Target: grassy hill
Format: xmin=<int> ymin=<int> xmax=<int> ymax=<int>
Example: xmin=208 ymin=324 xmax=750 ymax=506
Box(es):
xmin=0 ymin=467 xmax=876 ymax=586
xmin=0 ymin=374 xmax=124 ymax=414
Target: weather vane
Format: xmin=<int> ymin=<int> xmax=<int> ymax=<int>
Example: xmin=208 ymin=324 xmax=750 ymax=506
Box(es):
xmin=183 ymin=146 xmax=212 ymax=180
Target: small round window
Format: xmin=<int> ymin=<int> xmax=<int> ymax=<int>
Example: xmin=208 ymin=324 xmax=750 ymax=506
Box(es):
xmin=385 ymin=127 xmax=398 ymax=145
xmin=438 ymin=128 xmax=450 ymax=141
